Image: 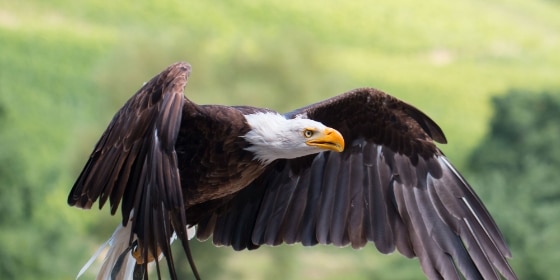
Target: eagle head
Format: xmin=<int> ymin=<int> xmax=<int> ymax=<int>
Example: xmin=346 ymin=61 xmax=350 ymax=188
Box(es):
xmin=243 ymin=112 xmax=345 ymax=164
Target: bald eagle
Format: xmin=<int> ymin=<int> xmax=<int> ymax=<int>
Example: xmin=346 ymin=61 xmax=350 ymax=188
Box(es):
xmin=68 ymin=62 xmax=517 ymax=280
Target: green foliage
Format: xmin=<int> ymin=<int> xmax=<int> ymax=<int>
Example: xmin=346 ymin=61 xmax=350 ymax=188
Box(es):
xmin=0 ymin=29 xmax=103 ymax=278
xmin=468 ymin=91 xmax=560 ymax=279
xmin=470 ymin=90 xmax=560 ymax=173
xmin=0 ymin=0 xmax=559 ymax=278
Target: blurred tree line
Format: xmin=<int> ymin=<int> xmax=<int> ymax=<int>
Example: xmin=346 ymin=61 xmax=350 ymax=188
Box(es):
xmin=467 ymin=90 xmax=560 ymax=279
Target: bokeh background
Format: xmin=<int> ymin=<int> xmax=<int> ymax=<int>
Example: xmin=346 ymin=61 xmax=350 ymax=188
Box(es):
xmin=1 ymin=0 xmax=560 ymax=279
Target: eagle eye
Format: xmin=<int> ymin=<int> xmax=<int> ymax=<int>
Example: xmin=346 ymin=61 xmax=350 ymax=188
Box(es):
xmin=303 ymin=129 xmax=314 ymax=138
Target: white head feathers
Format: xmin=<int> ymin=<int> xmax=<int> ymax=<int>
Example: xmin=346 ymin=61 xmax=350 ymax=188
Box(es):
xmin=242 ymin=112 xmax=333 ymax=164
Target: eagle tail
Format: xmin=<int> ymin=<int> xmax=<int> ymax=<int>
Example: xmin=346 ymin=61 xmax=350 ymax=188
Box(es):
xmin=75 ymin=222 xmax=136 ymax=280
xmin=76 ymin=220 xmax=197 ymax=280
xmin=100 ymin=224 xmax=136 ymax=280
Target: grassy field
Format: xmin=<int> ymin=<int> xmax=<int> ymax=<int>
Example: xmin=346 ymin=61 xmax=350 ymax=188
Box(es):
xmin=1 ymin=0 xmax=559 ymax=279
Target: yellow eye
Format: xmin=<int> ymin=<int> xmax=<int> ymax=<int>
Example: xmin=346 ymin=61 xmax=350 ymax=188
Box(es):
xmin=303 ymin=129 xmax=314 ymax=138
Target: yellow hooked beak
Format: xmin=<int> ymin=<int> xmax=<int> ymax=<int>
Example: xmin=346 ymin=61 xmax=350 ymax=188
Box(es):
xmin=306 ymin=127 xmax=345 ymax=152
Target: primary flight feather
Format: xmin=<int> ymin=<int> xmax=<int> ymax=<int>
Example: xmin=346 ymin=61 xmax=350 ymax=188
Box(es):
xmin=68 ymin=62 xmax=517 ymax=280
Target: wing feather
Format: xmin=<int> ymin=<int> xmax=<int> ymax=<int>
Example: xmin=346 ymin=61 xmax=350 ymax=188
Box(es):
xmin=346 ymin=149 xmax=366 ymax=249
xmin=262 ymin=167 xmax=296 ymax=246
xmin=280 ymin=167 xmax=311 ymax=244
xmin=251 ymin=166 xmax=287 ymax=245
xmin=298 ymin=153 xmax=327 ymax=246
xmin=316 ymin=153 xmax=341 ymax=245
xmin=330 ymin=152 xmax=352 ymax=247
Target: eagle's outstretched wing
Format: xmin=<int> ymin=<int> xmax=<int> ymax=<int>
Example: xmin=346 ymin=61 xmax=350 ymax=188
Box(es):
xmin=68 ymin=62 xmax=196 ymax=279
xmin=195 ymin=88 xmax=517 ymax=280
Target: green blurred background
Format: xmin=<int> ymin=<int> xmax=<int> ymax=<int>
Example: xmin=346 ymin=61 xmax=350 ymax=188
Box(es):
xmin=1 ymin=0 xmax=559 ymax=279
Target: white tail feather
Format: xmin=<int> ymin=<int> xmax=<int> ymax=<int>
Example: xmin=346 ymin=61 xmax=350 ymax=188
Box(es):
xmin=76 ymin=238 xmax=110 ymax=279
xmin=97 ymin=223 xmax=136 ymax=280
xmin=76 ymin=222 xmax=137 ymax=280
xmin=187 ymin=225 xmax=196 ymax=240
xmin=76 ymin=214 xmax=197 ymax=280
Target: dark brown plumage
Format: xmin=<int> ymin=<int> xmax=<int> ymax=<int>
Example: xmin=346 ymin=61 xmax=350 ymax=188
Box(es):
xmin=68 ymin=62 xmax=517 ymax=279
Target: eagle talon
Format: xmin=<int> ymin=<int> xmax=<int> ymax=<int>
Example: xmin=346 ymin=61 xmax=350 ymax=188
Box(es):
xmin=131 ymin=243 xmax=160 ymax=264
